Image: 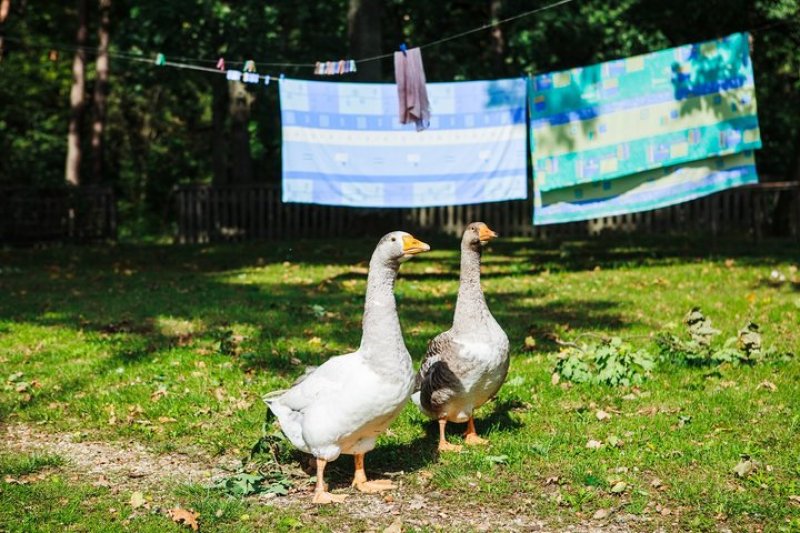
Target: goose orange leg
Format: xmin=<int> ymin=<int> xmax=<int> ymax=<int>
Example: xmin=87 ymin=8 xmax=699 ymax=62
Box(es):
xmin=464 ymin=416 xmax=489 ymax=446
xmin=438 ymin=418 xmax=463 ymax=452
xmin=351 ymin=453 xmax=396 ymax=493
xmin=312 ymin=458 xmax=347 ymax=504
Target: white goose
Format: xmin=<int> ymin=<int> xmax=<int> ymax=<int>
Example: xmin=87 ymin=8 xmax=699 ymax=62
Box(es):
xmin=412 ymin=222 xmax=509 ymax=452
xmin=264 ymin=231 xmax=430 ymax=504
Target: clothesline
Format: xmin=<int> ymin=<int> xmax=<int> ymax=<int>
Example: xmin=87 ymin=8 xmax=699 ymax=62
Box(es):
xmin=4 ymin=14 xmax=797 ymax=84
xmin=1 ymin=0 xmax=580 ymax=73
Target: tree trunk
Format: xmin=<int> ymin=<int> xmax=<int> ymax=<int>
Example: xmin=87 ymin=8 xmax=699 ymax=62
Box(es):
xmin=228 ymin=81 xmax=253 ymax=184
xmin=91 ymin=0 xmax=111 ymax=182
xmin=348 ymin=0 xmax=382 ymax=81
xmin=65 ymin=0 xmax=88 ymax=186
xmin=0 ymin=0 xmax=10 ymax=61
xmin=490 ymin=0 xmax=506 ymax=75
xmin=211 ymin=79 xmax=229 ymax=185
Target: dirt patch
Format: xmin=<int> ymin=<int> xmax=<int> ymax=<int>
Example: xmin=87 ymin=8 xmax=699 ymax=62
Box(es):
xmin=1 ymin=423 xmax=239 ymax=491
xmin=2 ymin=423 xmax=642 ymax=532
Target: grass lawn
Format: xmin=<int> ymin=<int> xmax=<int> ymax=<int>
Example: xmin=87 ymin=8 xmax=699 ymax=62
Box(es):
xmin=1 ymin=235 xmax=799 ymax=532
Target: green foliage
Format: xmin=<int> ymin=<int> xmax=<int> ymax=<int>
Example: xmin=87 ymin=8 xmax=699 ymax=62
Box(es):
xmin=655 ymin=308 xmax=791 ymax=365
xmin=552 ymin=337 xmax=656 ymax=386
xmin=213 ymin=470 xmax=291 ymax=497
xmin=1 ymin=1 xmax=799 ymax=238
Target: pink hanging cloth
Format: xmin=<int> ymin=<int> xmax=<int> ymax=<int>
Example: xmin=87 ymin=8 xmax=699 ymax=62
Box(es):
xmin=394 ymin=47 xmax=431 ymax=131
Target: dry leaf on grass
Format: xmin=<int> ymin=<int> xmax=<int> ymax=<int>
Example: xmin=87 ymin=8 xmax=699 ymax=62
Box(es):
xmin=595 ymin=410 xmax=611 ymax=421
xmin=592 ymin=508 xmax=610 ymax=520
xmin=168 ymin=508 xmax=199 ymax=531
xmin=586 ymin=439 xmax=603 ymax=449
xmin=130 ymin=491 xmax=145 ymax=509
xmin=758 ymin=381 xmax=777 ymax=392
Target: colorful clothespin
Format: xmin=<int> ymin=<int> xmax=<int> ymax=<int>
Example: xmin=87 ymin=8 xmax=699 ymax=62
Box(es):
xmin=216 ymin=57 xmax=225 ymax=71
xmin=155 ymin=53 xmax=166 ymax=66
xmin=243 ymin=60 xmax=256 ymax=73
xmin=399 ymin=43 xmax=407 ymax=56
xmin=314 ymin=61 xmax=322 ymax=75
xmin=264 ymin=75 xmax=271 ymax=86
xmin=48 ymin=50 xmax=59 ymax=62
xmin=337 ymin=59 xmax=345 ymax=75
xmin=349 ymin=60 xmax=357 ymax=73
xmin=279 ymin=73 xmax=285 ymax=80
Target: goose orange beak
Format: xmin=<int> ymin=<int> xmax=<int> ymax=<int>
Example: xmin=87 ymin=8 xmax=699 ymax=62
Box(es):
xmin=402 ymin=235 xmax=431 ymax=255
xmin=479 ymin=226 xmax=498 ymax=243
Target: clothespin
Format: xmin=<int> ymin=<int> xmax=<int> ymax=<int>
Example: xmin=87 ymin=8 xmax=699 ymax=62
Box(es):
xmin=314 ymin=61 xmax=322 ymax=75
xmin=155 ymin=53 xmax=166 ymax=66
xmin=226 ymin=70 xmax=242 ymax=81
xmin=264 ymin=75 xmax=271 ymax=86
xmin=243 ymin=60 xmax=256 ymax=73
xmin=337 ymin=59 xmax=345 ymax=75
xmin=279 ymin=73 xmax=285 ymax=80
xmin=216 ymin=57 xmax=225 ymax=71
xmin=399 ymin=43 xmax=407 ymax=56
xmin=48 ymin=50 xmax=59 ymax=62
xmin=349 ymin=60 xmax=357 ymax=73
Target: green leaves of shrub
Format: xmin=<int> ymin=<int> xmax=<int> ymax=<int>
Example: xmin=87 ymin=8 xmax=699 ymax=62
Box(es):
xmin=213 ymin=471 xmax=291 ymax=497
xmin=552 ymin=337 xmax=656 ymax=386
xmin=655 ymin=308 xmax=790 ymax=365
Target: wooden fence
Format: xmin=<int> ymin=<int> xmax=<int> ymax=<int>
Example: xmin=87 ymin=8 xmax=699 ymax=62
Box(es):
xmin=174 ymin=182 xmax=800 ymax=244
xmin=0 ymin=187 xmax=117 ymax=244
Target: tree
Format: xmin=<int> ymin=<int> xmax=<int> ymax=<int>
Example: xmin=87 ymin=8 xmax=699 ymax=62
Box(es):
xmin=348 ymin=0 xmax=382 ymax=81
xmin=0 ymin=0 xmax=11 ymax=60
xmin=65 ymin=0 xmax=88 ymax=186
xmin=90 ymin=0 xmax=111 ymax=182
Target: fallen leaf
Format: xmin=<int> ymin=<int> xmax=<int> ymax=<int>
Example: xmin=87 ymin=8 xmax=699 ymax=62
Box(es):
xmin=168 ymin=508 xmax=199 ymax=531
xmin=586 ymin=439 xmax=603 ymax=450
xmin=158 ymin=416 xmax=177 ymax=424
xmin=523 ymin=336 xmax=536 ymax=351
xmin=732 ymin=459 xmax=756 ymax=478
xmin=130 ymin=491 xmax=145 ymax=509
xmin=308 ymin=337 xmax=322 ymax=346
xmin=150 ymin=387 xmax=168 ymax=402
xmin=545 ymin=476 xmax=559 ymax=485
xmin=789 ymin=495 xmax=800 ymax=506
xmin=595 ymin=410 xmax=611 ymax=422
xmin=650 ymin=478 xmax=663 ymax=489
xmin=551 ymin=372 xmax=560 ymax=385
xmin=592 ymin=508 xmax=610 ymax=520
xmin=610 ymin=481 xmax=627 ymax=494
xmin=758 ymin=381 xmax=777 ymax=392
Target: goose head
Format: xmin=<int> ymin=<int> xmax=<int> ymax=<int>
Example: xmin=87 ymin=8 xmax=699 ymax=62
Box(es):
xmin=374 ymin=231 xmax=431 ymax=266
xmin=462 ymin=222 xmax=498 ymax=250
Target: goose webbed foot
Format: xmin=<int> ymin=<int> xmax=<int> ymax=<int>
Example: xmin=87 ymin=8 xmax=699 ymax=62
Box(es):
xmin=312 ymin=491 xmax=347 ymax=504
xmin=464 ymin=433 xmax=489 ymax=446
xmin=463 ymin=416 xmax=489 ymax=446
xmin=312 ymin=457 xmax=347 ymax=504
xmin=354 ymin=479 xmax=397 ymax=493
xmin=437 ymin=418 xmax=463 ymax=453
xmin=437 ymin=440 xmax=463 ymax=453
xmin=351 ymin=453 xmax=397 ymax=493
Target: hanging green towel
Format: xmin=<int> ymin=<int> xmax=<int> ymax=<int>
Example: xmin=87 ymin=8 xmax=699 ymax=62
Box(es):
xmin=530 ymin=32 xmax=761 ymax=225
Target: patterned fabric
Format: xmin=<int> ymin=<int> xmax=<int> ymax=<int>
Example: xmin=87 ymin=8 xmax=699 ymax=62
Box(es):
xmin=531 ymin=32 xmax=761 ymax=224
xmin=280 ymin=78 xmax=528 ymax=208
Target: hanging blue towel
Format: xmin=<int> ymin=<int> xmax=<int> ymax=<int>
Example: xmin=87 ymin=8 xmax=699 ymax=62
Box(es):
xmin=279 ymin=77 xmax=528 ymax=208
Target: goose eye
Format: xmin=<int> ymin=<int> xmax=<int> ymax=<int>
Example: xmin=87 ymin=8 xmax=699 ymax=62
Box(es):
xmin=391 ymin=237 xmax=396 ymax=242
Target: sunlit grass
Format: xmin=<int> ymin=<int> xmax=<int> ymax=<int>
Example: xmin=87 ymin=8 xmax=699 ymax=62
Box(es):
xmin=0 ymin=236 xmax=798 ymax=531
